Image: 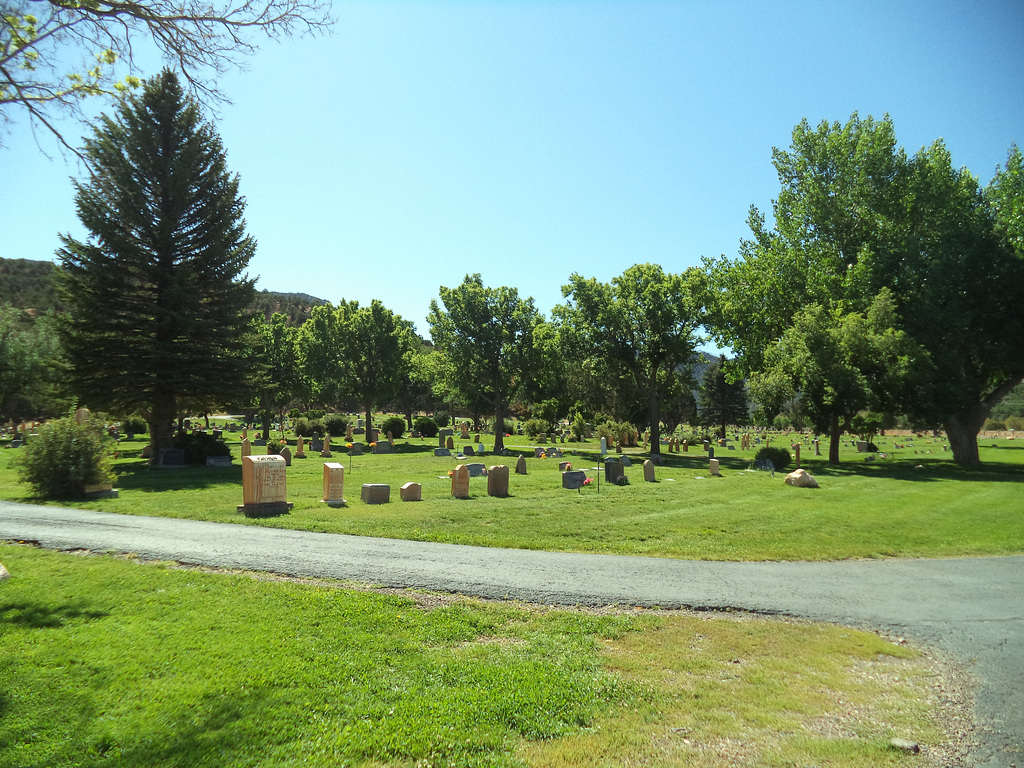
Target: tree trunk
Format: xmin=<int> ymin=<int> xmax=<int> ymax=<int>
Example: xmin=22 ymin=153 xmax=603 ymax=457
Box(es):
xmin=494 ymin=394 xmax=505 ymax=453
xmin=648 ymin=391 xmax=661 ymax=458
xmin=148 ymin=391 xmax=177 ymax=465
xmin=828 ymin=412 xmax=841 ymax=465
xmin=365 ymin=403 xmax=373 ymax=440
xmin=261 ymin=409 xmax=271 ymax=441
xmin=944 ymin=376 xmax=1022 ymax=467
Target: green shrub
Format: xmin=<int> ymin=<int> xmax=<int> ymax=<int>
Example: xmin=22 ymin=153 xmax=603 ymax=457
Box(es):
xmin=523 ymin=418 xmax=551 ymax=439
xmin=772 ymin=414 xmax=791 ymax=431
xmin=174 ymin=432 xmax=230 ymax=465
xmin=1006 ymin=415 xmax=1024 ymax=431
xmin=413 ymin=415 xmax=438 ymax=438
xmin=380 ymin=415 xmax=406 ymax=440
xmin=433 ymin=410 xmax=450 ymax=428
xmin=984 ymin=418 xmax=1007 ymax=431
xmin=120 ymin=416 xmax=148 ymax=435
xmin=288 ymin=408 xmax=302 ymax=418
xmin=293 ymin=418 xmax=324 ymax=437
xmin=304 ymin=409 xmax=326 ymax=420
xmin=324 ymin=414 xmax=350 ymax=437
xmin=16 ymin=417 xmax=116 ymax=498
xmin=754 ymin=445 xmax=791 ymax=471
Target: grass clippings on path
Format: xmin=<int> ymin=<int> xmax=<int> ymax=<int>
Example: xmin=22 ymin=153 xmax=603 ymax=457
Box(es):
xmin=0 ymin=544 xmax=974 ymax=767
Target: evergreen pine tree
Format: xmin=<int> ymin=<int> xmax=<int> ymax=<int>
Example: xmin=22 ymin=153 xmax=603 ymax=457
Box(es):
xmin=698 ymin=358 xmax=749 ymax=439
xmin=57 ymin=69 xmax=255 ymax=462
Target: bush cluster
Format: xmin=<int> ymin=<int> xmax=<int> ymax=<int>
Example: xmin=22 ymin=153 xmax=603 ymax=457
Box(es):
xmin=120 ymin=417 xmax=148 ymax=435
xmin=174 ymin=431 xmax=230 ymax=465
xmin=380 ymin=415 xmax=406 ymax=440
xmin=16 ymin=417 xmax=116 ymax=498
xmin=293 ymin=418 xmax=324 ymax=437
xmin=414 ymin=416 xmax=439 ymax=438
xmin=754 ymin=446 xmax=791 ymax=471
xmin=523 ymin=418 xmax=551 ymax=439
xmin=323 ymin=414 xmax=350 ymax=438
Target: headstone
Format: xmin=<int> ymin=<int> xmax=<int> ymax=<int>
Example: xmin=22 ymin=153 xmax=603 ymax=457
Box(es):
xmin=615 ymin=441 xmax=622 ymax=454
xmin=708 ymin=446 xmax=715 ymax=459
xmin=709 ymin=458 xmax=721 ymax=476
xmin=462 ymin=444 xmax=475 ymax=456
xmin=537 ymin=433 xmax=547 ymax=444
xmin=562 ymin=470 xmax=587 ymax=489
xmin=240 ymin=438 xmax=251 ymax=459
xmin=515 ymin=454 xmax=527 ymax=475
xmin=461 ymin=422 xmax=470 ymax=439
xmin=474 ymin=433 xmax=481 ymax=443
xmin=604 ymin=460 xmax=624 ymax=484
xmin=311 ymin=437 xmax=323 ymax=452
xmin=487 ymin=464 xmax=509 ymax=497
xmin=703 ymin=440 xmax=710 ymax=452
xmin=357 ymin=419 xmax=364 ymax=428
xmin=643 ymin=460 xmax=656 ymax=482
xmin=9 ymin=440 xmax=22 ymax=448
xmin=322 ymin=462 xmax=346 ymax=506
xmin=794 ymin=443 xmax=801 ymax=468
xmin=620 ymin=456 xmax=632 ymax=467
xmin=451 ymin=465 xmax=470 ymax=498
xmin=387 ymin=431 xmax=394 ymax=446
xmin=411 ymin=430 xmax=421 ymax=438
xmin=600 ymin=437 xmax=608 ymax=455
xmin=320 ymin=434 xmax=332 ymax=457
xmin=440 ymin=427 xmax=454 ymax=439
xmin=252 ymin=438 xmax=266 ymax=447
xmin=446 ymin=436 xmax=454 ymax=450
xmin=279 ymin=446 xmax=292 ymax=466
xmin=465 ymin=462 xmax=486 ymax=477
xmin=369 ymin=429 xmax=379 ymax=443
xmin=434 ymin=447 xmax=452 ymax=457
xmin=814 ymin=439 xmax=821 ymax=456
xmin=682 ymin=439 xmax=688 ymax=452
xmin=294 ymin=436 xmax=307 ymax=458
xmin=534 ymin=447 xmax=545 ymax=458
xmin=346 ymin=424 xmax=354 ymax=442
xmin=361 ymin=483 xmax=390 ymax=504
xmin=158 ymin=447 xmax=186 ymax=468
xmin=558 ymin=461 xmax=571 ymax=471
xmin=373 ymin=441 xmax=392 ymax=453
xmin=349 ymin=442 xmax=364 ymax=455
xmin=238 ymin=455 xmax=292 ymax=516
xmin=206 ymin=455 xmax=232 ymax=467
xmin=857 ymin=441 xmax=869 ymax=452
xmin=73 ymin=407 xmax=90 ymax=424
xmin=400 ymin=481 xmax=422 ymax=501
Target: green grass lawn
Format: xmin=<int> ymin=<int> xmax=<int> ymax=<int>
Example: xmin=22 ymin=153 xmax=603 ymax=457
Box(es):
xmin=1 ymin=431 xmax=1021 ymax=561
xmin=0 ymin=544 xmax=956 ymax=768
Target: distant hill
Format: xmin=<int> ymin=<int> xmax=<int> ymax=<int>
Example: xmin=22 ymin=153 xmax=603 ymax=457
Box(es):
xmin=0 ymin=258 xmax=63 ymax=314
xmin=0 ymin=257 xmax=327 ymax=327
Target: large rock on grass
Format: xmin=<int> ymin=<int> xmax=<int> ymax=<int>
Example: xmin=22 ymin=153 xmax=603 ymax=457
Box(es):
xmin=784 ymin=468 xmax=819 ymax=488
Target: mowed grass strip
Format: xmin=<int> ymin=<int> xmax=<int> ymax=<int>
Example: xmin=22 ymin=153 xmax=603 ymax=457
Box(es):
xmin=0 ymin=545 xmax=957 ymax=768
xmin=0 ymin=434 xmax=1021 ymax=561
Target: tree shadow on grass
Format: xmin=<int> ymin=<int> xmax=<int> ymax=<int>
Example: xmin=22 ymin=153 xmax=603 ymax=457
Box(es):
xmin=114 ymin=462 xmax=243 ymax=493
xmin=0 ymin=599 xmax=109 ymax=629
xmin=800 ymin=459 xmax=1024 ymax=483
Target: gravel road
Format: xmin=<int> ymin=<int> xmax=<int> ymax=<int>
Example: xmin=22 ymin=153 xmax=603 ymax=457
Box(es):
xmin=1 ymin=501 xmax=1020 ymax=767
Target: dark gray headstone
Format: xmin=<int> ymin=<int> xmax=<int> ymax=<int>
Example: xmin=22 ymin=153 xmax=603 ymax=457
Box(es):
xmin=465 ymin=463 xmax=486 ymax=477
xmin=620 ymin=456 xmax=631 ymax=467
xmin=562 ymin=470 xmax=587 ymax=489
xmin=604 ymin=460 xmax=624 ymax=484
xmin=159 ymin=448 xmax=186 ymax=466
xmin=434 ymin=448 xmax=451 ymax=457
xmin=206 ymin=455 xmax=232 ymax=467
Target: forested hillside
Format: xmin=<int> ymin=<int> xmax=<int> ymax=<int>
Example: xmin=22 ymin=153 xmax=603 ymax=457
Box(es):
xmin=0 ymin=258 xmax=325 ymax=326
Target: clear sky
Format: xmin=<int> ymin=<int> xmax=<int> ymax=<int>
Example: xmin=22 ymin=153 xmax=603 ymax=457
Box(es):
xmin=2 ymin=0 xmax=1021 ymax=342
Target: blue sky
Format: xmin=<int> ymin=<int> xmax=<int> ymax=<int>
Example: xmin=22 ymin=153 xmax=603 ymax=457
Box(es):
xmin=2 ymin=0 xmax=1021 ymax=341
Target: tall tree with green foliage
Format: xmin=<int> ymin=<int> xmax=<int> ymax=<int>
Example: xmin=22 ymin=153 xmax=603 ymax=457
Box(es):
xmin=0 ymin=304 xmax=66 ymax=421
xmin=697 ymin=358 xmax=749 ymax=439
xmin=428 ymin=274 xmax=541 ymax=453
xmin=298 ymin=299 xmax=415 ymax=433
xmin=556 ymin=263 xmax=704 ymax=459
xmin=706 ymin=114 xmax=1024 ymax=466
xmin=248 ymin=312 xmax=301 ymax=439
xmin=748 ymin=291 xmax=926 ymax=464
xmin=56 ymin=69 xmax=255 ymax=462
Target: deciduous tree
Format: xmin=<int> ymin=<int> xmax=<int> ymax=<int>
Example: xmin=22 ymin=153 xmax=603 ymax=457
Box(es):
xmin=697 ymin=358 xmax=748 ymax=440
xmin=56 ymin=69 xmax=256 ymax=461
xmin=556 ymin=263 xmax=703 ymax=459
xmin=427 ymin=274 xmax=541 ymax=453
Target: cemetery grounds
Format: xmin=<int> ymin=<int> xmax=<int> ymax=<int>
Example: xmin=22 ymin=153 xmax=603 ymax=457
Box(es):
xmin=0 ymin=425 xmax=1019 ymax=767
